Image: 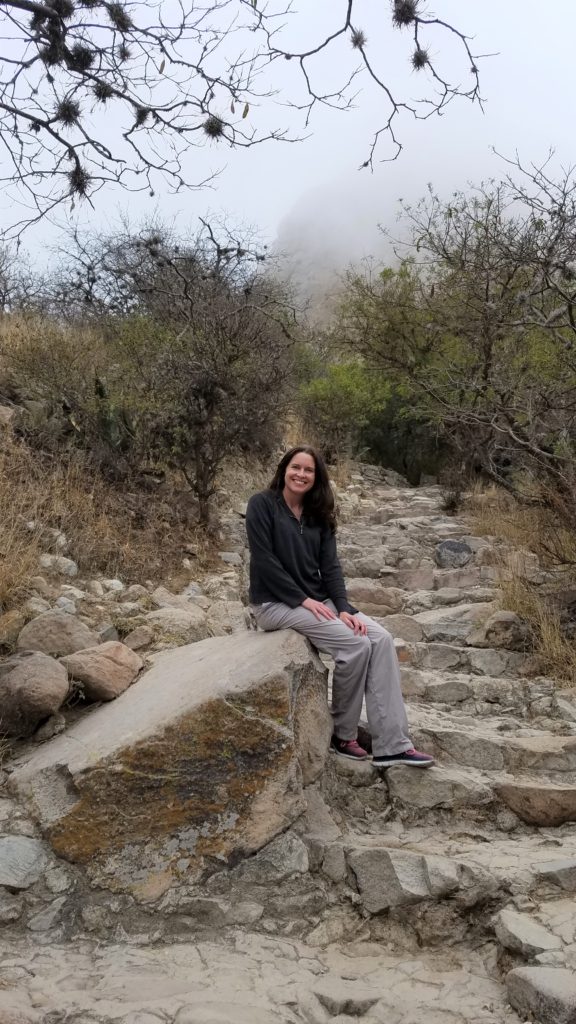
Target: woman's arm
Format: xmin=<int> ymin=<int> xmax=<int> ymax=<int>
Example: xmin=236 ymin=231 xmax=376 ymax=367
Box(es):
xmin=246 ymin=493 xmax=308 ymax=607
xmin=319 ymin=527 xmax=357 ymax=614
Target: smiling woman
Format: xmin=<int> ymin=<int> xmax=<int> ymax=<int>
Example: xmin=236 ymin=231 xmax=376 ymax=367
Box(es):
xmin=245 ymin=444 xmax=434 ymax=769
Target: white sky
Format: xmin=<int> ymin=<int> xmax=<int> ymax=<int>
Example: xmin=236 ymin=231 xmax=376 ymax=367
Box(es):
xmin=6 ymin=1 xmax=576 ymax=279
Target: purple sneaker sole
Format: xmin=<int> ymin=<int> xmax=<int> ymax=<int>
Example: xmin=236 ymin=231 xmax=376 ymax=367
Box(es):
xmin=372 ymin=749 xmax=434 ymax=769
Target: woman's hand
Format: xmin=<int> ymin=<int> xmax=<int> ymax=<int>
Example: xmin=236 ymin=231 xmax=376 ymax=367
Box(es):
xmin=301 ymin=598 xmax=338 ymax=621
xmin=339 ymin=611 xmax=368 ymax=635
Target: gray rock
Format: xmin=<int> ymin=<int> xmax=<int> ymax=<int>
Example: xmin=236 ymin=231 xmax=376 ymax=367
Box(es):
xmin=123 ymin=625 xmax=154 ymax=650
xmin=0 ymin=836 xmax=49 ymax=889
xmin=60 ymin=641 xmax=143 ymax=701
xmin=124 ymin=584 xmax=149 ymax=600
xmin=17 ymin=610 xmax=99 ymax=657
xmin=321 ymin=843 xmax=347 ymax=883
xmin=102 ymin=578 xmax=125 ymax=592
xmin=54 ymin=596 xmax=76 ymax=614
xmin=24 ymin=597 xmax=50 ymax=616
xmin=496 ymin=782 xmax=576 ymax=827
xmin=347 ymin=847 xmax=450 ymax=913
xmin=346 ymin=579 xmax=405 ymax=615
xmin=434 ymin=540 xmax=473 ymax=569
xmin=38 ymin=554 xmax=78 ymax=577
xmin=180 ymin=582 xmax=204 ymax=599
xmin=150 ymin=586 xmax=194 ymax=610
xmin=496 ymin=909 xmax=562 ymax=958
xmin=379 ymin=613 xmax=424 ymax=643
xmin=98 ymin=623 xmax=119 ymax=643
xmin=145 ymin=605 xmax=208 ymax=645
xmin=507 ymin=966 xmax=576 ymax=1024
xmin=208 ymin=600 xmax=250 ymax=636
xmin=32 ymin=712 xmax=66 ymax=743
xmin=0 ymin=651 xmax=69 ymax=737
xmin=27 ymin=895 xmax=67 ymax=932
xmin=225 ymin=901 xmax=264 ymax=924
xmin=44 ymin=864 xmax=76 ymax=894
xmin=218 ymin=552 xmax=242 ymax=566
xmin=0 ymin=892 xmax=24 ymax=923
xmin=387 ymin=765 xmax=492 ymax=810
xmin=236 ymin=832 xmax=309 ymax=884
xmin=174 ymin=896 xmax=228 ymax=927
xmin=467 ymin=610 xmax=530 ymax=652
xmin=536 ymin=860 xmax=576 ymax=891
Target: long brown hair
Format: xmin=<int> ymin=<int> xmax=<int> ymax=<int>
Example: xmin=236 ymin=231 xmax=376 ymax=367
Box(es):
xmin=269 ymin=445 xmax=336 ymax=532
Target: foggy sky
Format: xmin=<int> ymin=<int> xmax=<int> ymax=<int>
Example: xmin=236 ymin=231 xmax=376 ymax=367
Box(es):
xmin=5 ymin=1 xmax=575 ymax=285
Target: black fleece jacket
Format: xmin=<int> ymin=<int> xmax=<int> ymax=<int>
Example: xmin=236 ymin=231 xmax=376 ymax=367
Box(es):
xmin=246 ymin=489 xmax=357 ymax=613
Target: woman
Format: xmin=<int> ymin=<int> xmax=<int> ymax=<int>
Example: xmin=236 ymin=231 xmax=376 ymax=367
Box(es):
xmin=246 ymin=445 xmax=434 ymax=768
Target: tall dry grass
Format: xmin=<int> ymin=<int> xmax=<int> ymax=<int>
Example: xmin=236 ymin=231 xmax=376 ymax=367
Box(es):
xmin=467 ymin=484 xmax=576 ymax=685
xmin=0 ymin=430 xmax=215 ymax=607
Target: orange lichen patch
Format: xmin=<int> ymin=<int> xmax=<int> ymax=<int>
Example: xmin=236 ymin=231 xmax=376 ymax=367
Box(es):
xmin=48 ymin=677 xmax=296 ymax=864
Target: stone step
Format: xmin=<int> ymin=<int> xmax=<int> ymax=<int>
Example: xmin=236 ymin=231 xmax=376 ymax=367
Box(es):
xmin=326 ymin=747 xmax=576 ymax=832
xmin=306 ymin=820 xmax=576 ymax=930
xmin=409 ymin=706 xmax=576 ymax=776
xmin=382 ymin=602 xmax=494 ymax=644
xmin=385 ymin=762 xmax=576 ymax=829
xmin=404 ymin=640 xmax=533 ymax=677
xmin=401 ymin=667 xmax=555 ymax=718
xmin=404 ymin=586 xmax=498 ymax=613
xmin=433 ymin=565 xmax=500 ymax=590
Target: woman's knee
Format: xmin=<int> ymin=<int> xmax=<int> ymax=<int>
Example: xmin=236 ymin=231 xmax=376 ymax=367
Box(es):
xmin=368 ymin=623 xmax=394 ymax=648
xmin=340 ymin=634 xmax=371 ymax=664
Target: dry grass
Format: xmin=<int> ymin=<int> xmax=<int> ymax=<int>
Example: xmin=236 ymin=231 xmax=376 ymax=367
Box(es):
xmin=467 ymin=483 xmax=576 ymax=568
xmin=0 ymin=430 xmax=217 ymax=607
xmin=467 ymin=483 xmax=576 ymax=685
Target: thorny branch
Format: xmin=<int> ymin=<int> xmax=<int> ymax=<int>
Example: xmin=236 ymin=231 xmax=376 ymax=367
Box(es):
xmin=0 ymin=0 xmax=485 ymax=235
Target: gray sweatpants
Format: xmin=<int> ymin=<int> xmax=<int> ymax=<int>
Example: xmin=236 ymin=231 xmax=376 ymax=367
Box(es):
xmin=251 ymin=600 xmax=412 ymax=757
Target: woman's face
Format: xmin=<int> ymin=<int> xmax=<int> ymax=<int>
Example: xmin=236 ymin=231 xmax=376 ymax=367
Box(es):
xmin=283 ymin=451 xmax=316 ymax=498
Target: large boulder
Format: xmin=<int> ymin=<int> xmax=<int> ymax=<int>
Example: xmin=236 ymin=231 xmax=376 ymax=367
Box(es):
xmin=9 ymin=630 xmax=331 ymax=898
xmin=60 ymin=641 xmax=143 ymax=700
xmin=17 ymin=611 xmax=99 ymax=657
xmin=0 ymin=651 xmax=69 ymax=737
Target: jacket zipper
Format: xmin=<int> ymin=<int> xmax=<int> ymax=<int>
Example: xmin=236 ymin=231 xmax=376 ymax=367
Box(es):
xmin=285 ymin=506 xmax=303 ymax=535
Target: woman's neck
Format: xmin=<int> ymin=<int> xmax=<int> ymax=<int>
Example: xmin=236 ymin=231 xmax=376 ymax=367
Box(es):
xmin=282 ymin=487 xmax=303 ymax=518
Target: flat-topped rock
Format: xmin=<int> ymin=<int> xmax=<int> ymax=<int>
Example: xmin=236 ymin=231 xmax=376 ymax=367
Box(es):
xmin=507 ymin=966 xmax=576 ymax=1024
xmin=495 ymin=908 xmax=562 ymax=958
xmin=9 ymin=630 xmax=330 ymax=897
xmin=386 ymin=764 xmax=493 ymax=810
xmin=401 ymin=667 xmax=554 ymax=714
xmin=496 ymin=781 xmax=576 ymax=826
xmin=410 ymin=706 xmax=576 ymax=774
xmin=408 ymin=641 xmax=532 ymax=677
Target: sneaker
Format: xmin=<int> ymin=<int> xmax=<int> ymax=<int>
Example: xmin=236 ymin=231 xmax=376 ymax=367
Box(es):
xmin=330 ymin=735 xmax=369 ymax=761
xmin=372 ymin=748 xmax=435 ymax=769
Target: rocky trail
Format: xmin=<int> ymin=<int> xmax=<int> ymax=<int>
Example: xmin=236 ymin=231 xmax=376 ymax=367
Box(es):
xmin=2 ymin=469 xmax=576 ymax=1024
